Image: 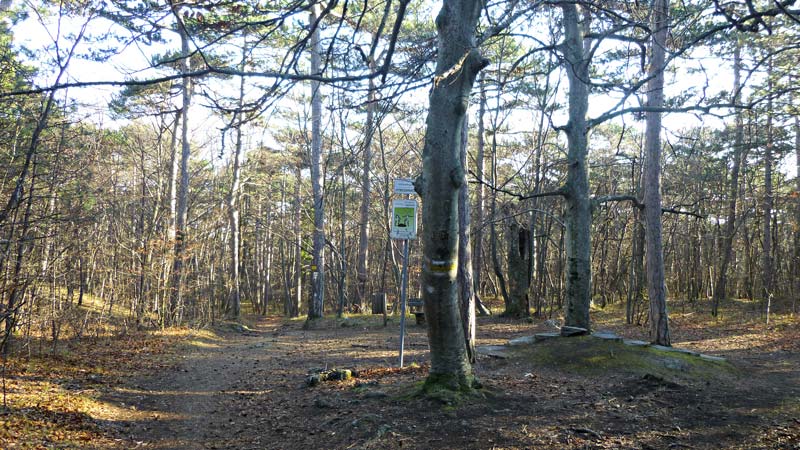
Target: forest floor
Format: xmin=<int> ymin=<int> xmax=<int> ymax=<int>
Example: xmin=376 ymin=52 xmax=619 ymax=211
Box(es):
xmin=2 ymin=299 xmax=800 ymax=449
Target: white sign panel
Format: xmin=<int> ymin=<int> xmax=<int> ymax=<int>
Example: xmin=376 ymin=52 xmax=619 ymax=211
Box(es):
xmin=391 ymin=199 xmax=418 ymax=240
xmin=393 ymin=178 xmax=416 ymax=195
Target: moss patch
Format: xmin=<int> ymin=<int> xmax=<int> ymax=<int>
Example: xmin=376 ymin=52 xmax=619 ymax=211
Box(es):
xmin=511 ymin=336 xmax=738 ymax=383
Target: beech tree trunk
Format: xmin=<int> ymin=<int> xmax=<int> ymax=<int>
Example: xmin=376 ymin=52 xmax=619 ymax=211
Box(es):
xmin=644 ymin=0 xmax=671 ymax=346
xmin=308 ymin=3 xmax=325 ymax=320
xmin=419 ymin=0 xmax=486 ymax=390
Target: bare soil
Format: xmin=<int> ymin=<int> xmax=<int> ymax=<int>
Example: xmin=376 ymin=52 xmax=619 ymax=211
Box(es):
xmin=93 ymin=306 xmax=800 ymax=450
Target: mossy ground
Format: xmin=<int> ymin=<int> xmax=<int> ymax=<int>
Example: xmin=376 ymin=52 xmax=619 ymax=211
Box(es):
xmin=510 ymin=335 xmax=738 ymax=383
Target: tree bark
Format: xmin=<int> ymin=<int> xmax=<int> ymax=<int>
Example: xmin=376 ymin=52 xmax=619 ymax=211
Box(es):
xmin=644 ymin=0 xmax=671 ymax=346
xmin=419 ymin=0 xmax=486 ymax=391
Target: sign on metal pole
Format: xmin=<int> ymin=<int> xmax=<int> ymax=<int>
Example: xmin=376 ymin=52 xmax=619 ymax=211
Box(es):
xmin=390 ymin=199 xmax=418 ymax=240
xmin=393 ymin=178 xmax=416 ymax=196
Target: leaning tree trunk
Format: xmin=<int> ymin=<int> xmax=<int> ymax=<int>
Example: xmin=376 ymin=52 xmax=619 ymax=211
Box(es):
xmin=712 ymin=38 xmax=744 ymax=317
xmin=418 ymin=0 xmax=486 ymax=391
xmin=644 ymin=0 xmax=671 ymax=346
xmin=561 ymin=3 xmax=592 ymax=330
xmin=308 ymin=3 xmax=325 ymax=320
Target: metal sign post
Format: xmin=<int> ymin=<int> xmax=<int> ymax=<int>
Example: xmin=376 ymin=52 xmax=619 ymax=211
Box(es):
xmin=391 ymin=182 xmax=417 ymax=368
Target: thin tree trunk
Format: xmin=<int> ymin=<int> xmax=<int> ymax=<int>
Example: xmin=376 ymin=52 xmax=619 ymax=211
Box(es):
xmin=226 ymin=43 xmax=247 ymax=322
xmin=308 ymin=3 xmax=325 ymax=320
xmin=472 ymin=74 xmax=486 ymax=297
xmin=169 ymin=18 xmax=192 ymax=326
xmin=712 ymin=39 xmax=744 ymax=317
xmin=356 ymin=59 xmax=377 ymax=311
xmin=762 ymin=65 xmax=774 ymax=323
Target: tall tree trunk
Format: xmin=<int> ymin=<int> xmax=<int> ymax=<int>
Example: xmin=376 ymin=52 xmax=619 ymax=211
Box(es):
xmin=226 ymin=43 xmax=247 ymax=322
xmin=762 ymin=65 xmax=774 ymax=322
xmin=458 ymin=116 xmax=476 ymax=363
xmin=793 ymin=115 xmax=800 ymax=314
xmin=472 ymin=74 xmax=486 ymax=297
xmin=292 ymin=165 xmax=303 ymax=318
xmin=169 ymin=18 xmax=192 ymax=326
xmin=561 ymin=3 xmax=592 ymax=330
xmin=419 ymin=0 xmax=486 ymax=391
xmin=644 ymin=0 xmax=671 ymax=346
xmin=308 ymin=3 xmax=325 ymax=320
xmin=356 ymin=60 xmax=377 ymax=311
xmin=712 ymin=39 xmax=744 ymax=317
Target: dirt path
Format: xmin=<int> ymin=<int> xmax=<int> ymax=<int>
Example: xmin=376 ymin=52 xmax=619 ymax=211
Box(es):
xmin=96 ymin=315 xmax=800 ymax=450
xmin=102 ymin=323 xmax=279 ymax=449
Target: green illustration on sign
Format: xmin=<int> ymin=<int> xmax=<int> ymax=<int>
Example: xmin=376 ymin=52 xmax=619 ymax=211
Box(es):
xmin=391 ymin=200 xmax=417 ymax=239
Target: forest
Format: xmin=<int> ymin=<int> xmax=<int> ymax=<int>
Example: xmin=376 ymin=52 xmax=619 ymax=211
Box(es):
xmin=1 ymin=0 xmax=799 ymax=449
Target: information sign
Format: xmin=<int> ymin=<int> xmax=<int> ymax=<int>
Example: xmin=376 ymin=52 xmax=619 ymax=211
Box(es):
xmin=393 ymin=178 xmax=416 ymax=196
xmin=390 ymin=199 xmax=418 ymax=240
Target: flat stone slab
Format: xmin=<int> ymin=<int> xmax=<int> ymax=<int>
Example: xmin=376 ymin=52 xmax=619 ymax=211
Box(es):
xmin=534 ymin=332 xmax=561 ymax=341
xmin=651 ymin=344 xmax=698 ymax=356
xmin=476 ymin=345 xmax=511 ymax=359
xmin=508 ymin=336 xmax=537 ymax=346
xmin=592 ymin=332 xmax=622 ymax=341
xmin=623 ymin=339 xmax=649 ymax=347
xmin=560 ymin=326 xmax=589 ymax=337
xmin=698 ymin=354 xmax=727 ymax=363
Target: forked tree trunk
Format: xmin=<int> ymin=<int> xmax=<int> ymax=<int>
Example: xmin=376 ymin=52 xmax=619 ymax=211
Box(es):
xmin=419 ymin=0 xmax=486 ymax=390
xmin=644 ymin=0 xmax=671 ymax=346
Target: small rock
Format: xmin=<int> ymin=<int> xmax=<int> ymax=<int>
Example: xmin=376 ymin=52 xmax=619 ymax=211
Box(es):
xmin=560 ymin=326 xmax=589 ymax=337
xmin=623 ymin=339 xmax=649 ymax=347
xmin=363 ymin=390 xmax=388 ymax=399
xmin=313 ymin=397 xmax=334 ymax=408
